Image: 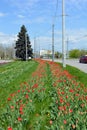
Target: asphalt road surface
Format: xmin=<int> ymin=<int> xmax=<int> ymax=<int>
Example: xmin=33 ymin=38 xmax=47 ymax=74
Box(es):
xmin=55 ymin=59 xmax=87 ymax=73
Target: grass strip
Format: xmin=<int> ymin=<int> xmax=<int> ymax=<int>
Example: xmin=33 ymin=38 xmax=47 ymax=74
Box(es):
xmin=65 ymin=64 xmax=87 ymax=88
xmin=0 ymin=60 xmax=38 ymax=114
xmin=57 ymin=62 xmax=87 ymax=88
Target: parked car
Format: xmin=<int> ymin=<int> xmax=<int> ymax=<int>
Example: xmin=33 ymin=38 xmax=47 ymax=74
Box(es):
xmin=79 ymin=55 xmax=87 ymax=63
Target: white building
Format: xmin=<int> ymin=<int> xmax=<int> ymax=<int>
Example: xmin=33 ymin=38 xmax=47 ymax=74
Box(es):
xmin=40 ymin=49 xmax=52 ymax=58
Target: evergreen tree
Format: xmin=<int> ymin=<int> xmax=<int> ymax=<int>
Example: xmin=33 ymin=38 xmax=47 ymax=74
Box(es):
xmin=15 ymin=25 xmax=33 ymax=60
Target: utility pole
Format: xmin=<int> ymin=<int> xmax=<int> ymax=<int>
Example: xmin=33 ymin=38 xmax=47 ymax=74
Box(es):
xmin=39 ymin=41 xmax=40 ymax=58
xmin=66 ymin=37 xmax=69 ymax=59
xmin=37 ymin=37 xmax=40 ymax=58
xmin=52 ymin=24 xmax=54 ymax=62
xmin=13 ymin=41 xmax=15 ymax=59
xmin=34 ymin=37 xmax=36 ymax=59
xmin=4 ymin=47 xmax=6 ymax=59
xmin=25 ymin=33 xmax=27 ymax=61
xmin=62 ymin=0 xmax=66 ymax=67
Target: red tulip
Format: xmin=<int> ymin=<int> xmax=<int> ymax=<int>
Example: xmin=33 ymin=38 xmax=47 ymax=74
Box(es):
xmin=8 ymin=127 xmax=13 ymax=130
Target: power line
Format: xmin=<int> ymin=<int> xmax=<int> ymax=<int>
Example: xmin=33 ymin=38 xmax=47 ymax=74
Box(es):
xmin=53 ymin=0 xmax=59 ymax=25
xmin=71 ymin=35 xmax=87 ymax=42
xmin=51 ymin=0 xmax=59 ymax=62
xmin=66 ymin=34 xmax=87 ymax=44
xmin=33 ymin=1 xmax=62 ymax=59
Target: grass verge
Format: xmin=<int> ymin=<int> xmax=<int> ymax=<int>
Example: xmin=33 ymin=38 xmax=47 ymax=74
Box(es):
xmin=65 ymin=65 xmax=87 ymax=88
xmin=58 ymin=62 xmax=87 ymax=88
xmin=0 ymin=60 xmax=38 ymax=113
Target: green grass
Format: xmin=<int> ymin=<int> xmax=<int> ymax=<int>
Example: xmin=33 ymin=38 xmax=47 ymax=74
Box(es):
xmin=58 ymin=62 xmax=87 ymax=88
xmin=0 ymin=60 xmax=38 ymax=113
xmin=0 ymin=60 xmax=87 ymax=129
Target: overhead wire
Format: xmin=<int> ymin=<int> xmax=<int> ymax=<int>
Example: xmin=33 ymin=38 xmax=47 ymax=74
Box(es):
xmin=34 ymin=0 xmax=60 ymax=52
xmin=52 ymin=0 xmax=59 ymax=25
xmin=34 ymin=0 xmax=59 ymax=39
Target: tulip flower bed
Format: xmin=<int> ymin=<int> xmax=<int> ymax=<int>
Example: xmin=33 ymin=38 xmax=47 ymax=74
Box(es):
xmin=0 ymin=59 xmax=87 ymax=130
xmin=0 ymin=60 xmax=38 ymax=115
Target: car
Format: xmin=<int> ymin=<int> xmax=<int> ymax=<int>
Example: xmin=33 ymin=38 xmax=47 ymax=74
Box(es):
xmin=79 ymin=55 xmax=87 ymax=63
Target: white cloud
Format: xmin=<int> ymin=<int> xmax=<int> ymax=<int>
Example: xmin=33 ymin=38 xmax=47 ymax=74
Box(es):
xmin=65 ymin=28 xmax=87 ymax=50
xmin=31 ymin=35 xmax=62 ymax=52
xmin=17 ymin=14 xmax=25 ymax=18
xmin=32 ymin=16 xmax=46 ymax=23
xmin=14 ymin=15 xmax=48 ymax=25
xmin=31 ymin=27 xmax=87 ymax=52
xmin=6 ymin=0 xmax=40 ymax=10
xmin=5 ymin=0 xmax=49 ymax=25
xmin=0 ymin=12 xmax=6 ymax=17
xmin=67 ymin=0 xmax=87 ymax=11
xmin=66 ymin=28 xmax=87 ymax=42
xmin=0 ymin=32 xmax=17 ymax=45
xmin=1 ymin=0 xmax=87 ymax=51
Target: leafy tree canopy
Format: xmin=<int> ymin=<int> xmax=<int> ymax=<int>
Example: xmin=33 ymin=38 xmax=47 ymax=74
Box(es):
xmin=69 ymin=49 xmax=87 ymax=58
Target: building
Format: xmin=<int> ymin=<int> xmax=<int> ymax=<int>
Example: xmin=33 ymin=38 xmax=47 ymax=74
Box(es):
xmin=40 ymin=49 xmax=52 ymax=58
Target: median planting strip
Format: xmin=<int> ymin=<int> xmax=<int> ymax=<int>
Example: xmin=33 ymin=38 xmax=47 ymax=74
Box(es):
xmin=0 ymin=61 xmax=38 ymax=114
xmin=0 ymin=59 xmax=87 ymax=130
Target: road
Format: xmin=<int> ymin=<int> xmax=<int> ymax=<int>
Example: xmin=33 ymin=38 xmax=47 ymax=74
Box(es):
xmin=55 ymin=59 xmax=87 ymax=73
xmin=0 ymin=60 xmax=12 ymax=64
xmin=44 ymin=58 xmax=87 ymax=73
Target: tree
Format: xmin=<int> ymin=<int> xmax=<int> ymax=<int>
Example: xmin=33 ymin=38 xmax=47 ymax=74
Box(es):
xmin=80 ymin=49 xmax=87 ymax=56
xmin=15 ymin=25 xmax=33 ymax=61
xmin=69 ymin=49 xmax=80 ymax=58
xmin=55 ymin=51 xmax=62 ymax=58
xmin=0 ymin=44 xmax=14 ymax=59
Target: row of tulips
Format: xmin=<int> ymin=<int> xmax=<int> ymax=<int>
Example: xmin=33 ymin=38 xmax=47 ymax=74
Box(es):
xmin=46 ymin=61 xmax=87 ymax=130
xmin=0 ymin=59 xmax=87 ymax=130
xmin=0 ymin=60 xmax=48 ymax=130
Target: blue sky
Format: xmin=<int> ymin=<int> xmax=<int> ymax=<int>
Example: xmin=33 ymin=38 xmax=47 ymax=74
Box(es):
xmin=0 ymin=0 xmax=87 ymax=52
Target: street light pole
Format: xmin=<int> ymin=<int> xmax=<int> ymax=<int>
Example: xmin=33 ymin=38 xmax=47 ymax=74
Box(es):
xmin=62 ymin=0 xmax=66 ymax=67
